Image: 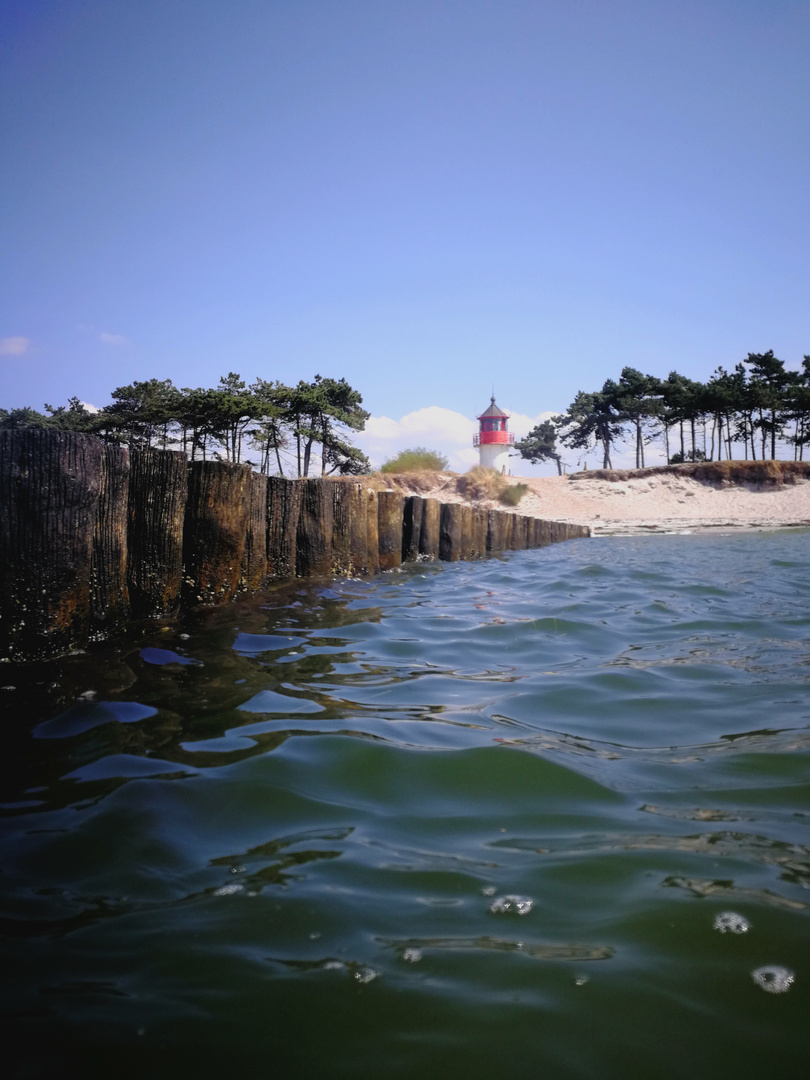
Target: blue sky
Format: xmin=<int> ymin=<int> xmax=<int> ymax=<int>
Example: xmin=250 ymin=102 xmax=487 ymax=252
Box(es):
xmin=2 ymin=0 xmax=809 ymax=472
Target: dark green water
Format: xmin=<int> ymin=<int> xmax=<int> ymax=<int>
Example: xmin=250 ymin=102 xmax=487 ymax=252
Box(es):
xmin=2 ymin=532 xmax=809 ymax=1079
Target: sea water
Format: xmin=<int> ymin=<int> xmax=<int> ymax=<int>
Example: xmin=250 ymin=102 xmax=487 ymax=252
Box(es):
xmin=1 ymin=531 xmax=809 ymax=1078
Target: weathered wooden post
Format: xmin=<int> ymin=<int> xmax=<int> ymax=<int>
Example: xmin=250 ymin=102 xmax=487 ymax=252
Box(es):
xmin=241 ymin=472 xmax=268 ymax=593
xmin=513 ymin=515 xmax=522 ymax=549
xmin=486 ymin=509 xmax=502 ymax=553
xmin=509 ymin=514 xmax=525 ymax=551
xmin=522 ymin=516 xmax=532 ymax=549
xmin=266 ymin=477 xmax=302 ymax=579
xmin=378 ymin=490 xmax=404 ymax=571
xmin=499 ymin=511 xmax=510 ymax=551
xmin=184 ymin=460 xmax=251 ymax=604
xmin=402 ymin=495 xmax=424 ymax=562
xmin=439 ymin=503 xmax=463 ymax=561
xmin=128 ymin=447 xmax=188 ymax=618
xmin=366 ymin=489 xmax=380 ymax=574
xmin=419 ymin=497 xmax=440 ymax=560
xmin=473 ymin=508 xmax=487 ymax=559
xmin=460 ymin=504 xmax=474 ymax=560
xmin=91 ymin=442 xmax=130 ymax=632
xmin=296 ymin=478 xmax=334 ymax=578
xmin=0 ymin=430 xmax=103 ymax=661
xmin=498 ymin=511 xmax=511 ymax=552
xmin=348 ymin=483 xmax=369 ymax=574
xmin=331 ymin=481 xmax=354 ymax=576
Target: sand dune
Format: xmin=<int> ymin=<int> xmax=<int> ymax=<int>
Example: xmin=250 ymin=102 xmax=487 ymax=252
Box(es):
xmin=376 ymin=466 xmax=810 ymax=536
xmin=519 ymin=472 xmax=810 ymax=535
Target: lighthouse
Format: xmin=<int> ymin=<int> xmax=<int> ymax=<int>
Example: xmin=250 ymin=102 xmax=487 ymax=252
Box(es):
xmin=473 ymin=395 xmax=514 ymax=472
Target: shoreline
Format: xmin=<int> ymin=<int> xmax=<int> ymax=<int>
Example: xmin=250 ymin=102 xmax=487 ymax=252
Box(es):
xmin=379 ymin=469 xmax=810 ymax=538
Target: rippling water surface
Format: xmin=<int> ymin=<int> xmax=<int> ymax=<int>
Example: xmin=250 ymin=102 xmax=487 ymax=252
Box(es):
xmin=2 ymin=531 xmax=809 ymax=1078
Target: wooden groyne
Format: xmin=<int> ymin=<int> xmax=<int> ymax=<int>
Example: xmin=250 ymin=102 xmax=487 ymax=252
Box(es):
xmin=0 ymin=430 xmax=590 ymax=662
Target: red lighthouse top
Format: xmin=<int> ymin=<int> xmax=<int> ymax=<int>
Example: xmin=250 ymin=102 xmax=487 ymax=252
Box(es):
xmin=473 ymin=396 xmax=514 ymax=447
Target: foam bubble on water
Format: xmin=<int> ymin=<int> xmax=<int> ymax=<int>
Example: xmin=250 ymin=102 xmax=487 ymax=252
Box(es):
xmin=489 ymin=895 xmax=534 ymax=916
xmin=751 ymin=965 xmax=794 ymax=994
xmin=353 ymin=965 xmax=380 ymax=984
xmin=574 ymin=976 xmax=589 ymax=986
xmin=714 ymin=911 xmax=750 ymax=934
xmin=213 ymin=882 xmax=244 ymax=897
xmin=323 ymin=961 xmax=343 ymax=971
xmin=481 ymin=886 xmax=497 ymax=897
xmin=230 ymin=865 xmax=247 ymax=875
xmin=402 ymin=947 xmax=422 ymax=963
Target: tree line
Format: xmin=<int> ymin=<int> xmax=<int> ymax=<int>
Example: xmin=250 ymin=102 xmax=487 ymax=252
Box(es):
xmin=515 ymin=351 xmax=810 ymax=473
xmin=0 ymin=373 xmax=371 ymax=477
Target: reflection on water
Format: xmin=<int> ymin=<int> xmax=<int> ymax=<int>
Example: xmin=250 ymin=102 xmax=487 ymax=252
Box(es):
xmin=1 ymin=531 xmax=809 ymax=1078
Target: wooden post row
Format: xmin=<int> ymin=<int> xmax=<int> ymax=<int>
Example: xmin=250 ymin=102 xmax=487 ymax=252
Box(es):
xmin=378 ymin=490 xmax=404 ymax=571
xmin=0 ymin=431 xmax=591 ymax=662
xmin=183 ymin=460 xmax=252 ymax=605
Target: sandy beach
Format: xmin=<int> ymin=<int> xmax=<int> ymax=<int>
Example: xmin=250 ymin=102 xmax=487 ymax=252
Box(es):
xmin=520 ymin=473 xmax=810 ymax=535
xmin=381 ymin=468 xmax=810 ymax=536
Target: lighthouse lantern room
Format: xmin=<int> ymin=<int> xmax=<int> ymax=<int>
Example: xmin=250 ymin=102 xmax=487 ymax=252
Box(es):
xmin=473 ymin=395 xmax=514 ymax=472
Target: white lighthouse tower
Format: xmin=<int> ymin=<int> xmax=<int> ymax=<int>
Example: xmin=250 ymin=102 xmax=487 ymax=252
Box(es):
xmin=473 ymin=395 xmax=514 ymax=473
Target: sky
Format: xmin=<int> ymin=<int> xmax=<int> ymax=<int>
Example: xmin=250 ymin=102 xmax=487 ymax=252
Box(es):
xmin=2 ymin=0 xmax=809 ymax=473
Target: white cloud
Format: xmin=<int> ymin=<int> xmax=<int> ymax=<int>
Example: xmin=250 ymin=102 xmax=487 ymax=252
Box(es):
xmin=0 ymin=336 xmax=30 ymax=356
xmin=505 ymin=409 xmax=557 ymax=439
xmin=99 ymin=332 xmax=129 ymax=346
xmin=366 ymin=405 xmax=477 ymax=444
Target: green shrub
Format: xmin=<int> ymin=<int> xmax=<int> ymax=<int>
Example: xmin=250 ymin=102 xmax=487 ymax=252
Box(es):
xmin=499 ymin=482 xmax=529 ymax=507
xmin=380 ymin=446 xmax=449 ymax=473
